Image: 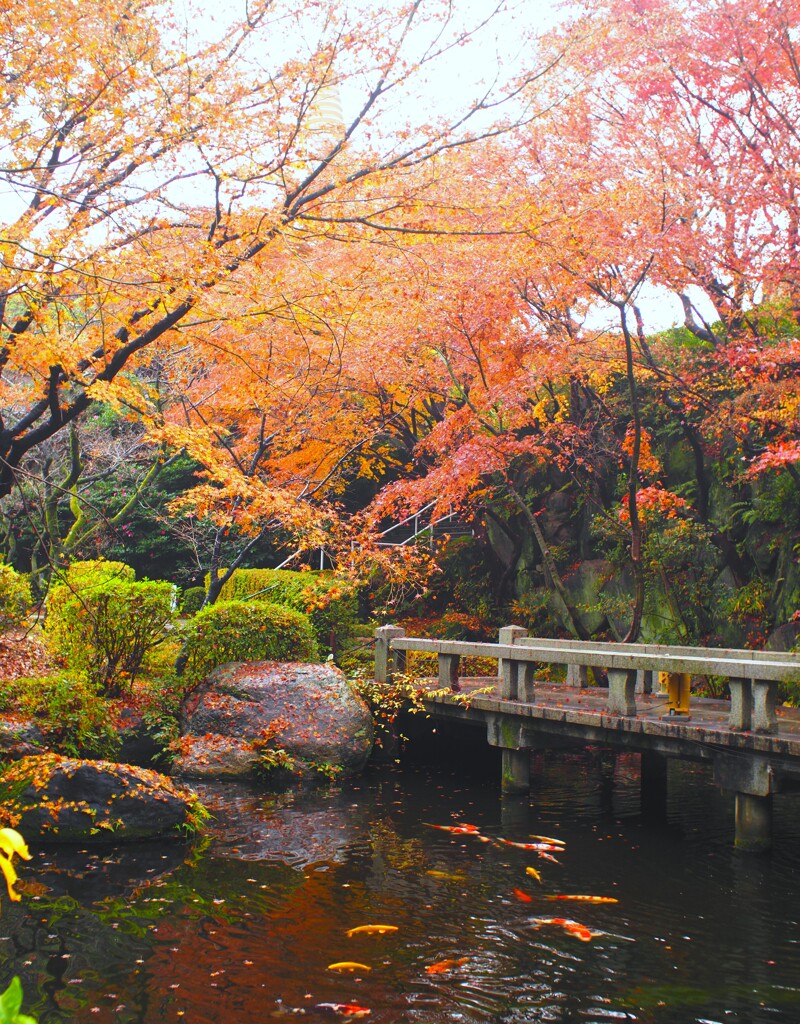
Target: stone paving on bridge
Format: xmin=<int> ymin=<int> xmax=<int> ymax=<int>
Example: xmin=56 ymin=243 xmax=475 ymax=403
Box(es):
xmin=442 ymin=676 xmax=800 ymax=752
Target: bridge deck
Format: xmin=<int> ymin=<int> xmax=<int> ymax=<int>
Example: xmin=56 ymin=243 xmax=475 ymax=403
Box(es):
xmin=418 ymin=676 xmax=800 ymax=764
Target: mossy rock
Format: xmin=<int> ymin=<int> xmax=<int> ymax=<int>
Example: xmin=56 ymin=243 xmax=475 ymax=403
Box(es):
xmin=0 ymin=754 xmax=207 ymax=842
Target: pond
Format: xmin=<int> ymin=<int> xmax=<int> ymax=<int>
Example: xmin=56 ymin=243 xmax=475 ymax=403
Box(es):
xmin=2 ymin=734 xmax=800 ymax=1024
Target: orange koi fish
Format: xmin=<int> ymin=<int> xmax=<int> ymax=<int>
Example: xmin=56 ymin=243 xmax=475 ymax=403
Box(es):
xmin=545 ymin=895 xmax=618 ymax=905
xmin=536 ymin=851 xmax=561 ymax=864
xmin=531 ymin=917 xmax=595 ymax=942
xmin=455 ymin=822 xmax=481 ymax=832
xmin=525 ymin=866 xmax=543 ymax=883
xmin=425 ymin=956 xmax=468 ymax=975
xmin=316 ymin=1004 xmax=372 ymax=1019
xmin=345 ymin=924 xmax=398 ymax=937
xmin=327 ymin=962 xmax=372 ymax=973
xmin=424 ymin=823 xmax=483 ymax=836
xmin=529 ymin=834 xmax=566 ymax=846
xmin=512 ymin=887 xmax=533 ymax=903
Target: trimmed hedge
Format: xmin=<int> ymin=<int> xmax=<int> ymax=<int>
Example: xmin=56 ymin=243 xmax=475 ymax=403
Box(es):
xmin=215 ymin=568 xmax=357 ymax=656
xmin=180 ymin=586 xmax=206 ymax=615
xmin=180 ymin=599 xmax=318 ymax=686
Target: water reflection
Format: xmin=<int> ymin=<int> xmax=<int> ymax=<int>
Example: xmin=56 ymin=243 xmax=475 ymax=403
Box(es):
xmin=1 ymin=746 xmax=799 ymax=1024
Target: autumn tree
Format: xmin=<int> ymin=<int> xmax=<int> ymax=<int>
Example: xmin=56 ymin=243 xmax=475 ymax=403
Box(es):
xmin=0 ymin=0 xmax=567 ymax=591
xmin=358 ymin=0 xmax=800 ymax=642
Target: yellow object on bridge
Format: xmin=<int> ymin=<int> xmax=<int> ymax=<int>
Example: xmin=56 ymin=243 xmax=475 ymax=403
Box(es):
xmin=659 ymin=672 xmax=692 ymax=717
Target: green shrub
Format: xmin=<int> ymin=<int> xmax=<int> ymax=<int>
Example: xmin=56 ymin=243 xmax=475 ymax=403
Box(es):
xmin=180 ymin=599 xmax=318 ymax=686
xmin=180 ymin=586 xmax=206 ymax=616
xmin=46 ymin=563 xmax=175 ymax=697
xmin=7 ymin=673 xmax=121 ymax=758
xmin=215 ymin=568 xmax=358 ymax=657
xmin=50 ymin=558 xmax=135 ymax=593
xmin=0 ymin=564 xmax=31 ymax=633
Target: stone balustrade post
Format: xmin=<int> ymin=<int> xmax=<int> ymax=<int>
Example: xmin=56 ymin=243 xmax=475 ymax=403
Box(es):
xmin=728 ymin=677 xmax=753 ymax=731
xmin=566 ymin=664 xmax=589 ymax=688
xmin=753 ymin=680 xmax=778 ymax=734
xmin=438 ymin=653 xmax=461 ymax=692
xmin=606 ymin=668 xmax=638 ymax=716
xmin=497 ymin=625 xmax=527 ymax=698
xmin=374 ymin=625 xmax=406 ymax=682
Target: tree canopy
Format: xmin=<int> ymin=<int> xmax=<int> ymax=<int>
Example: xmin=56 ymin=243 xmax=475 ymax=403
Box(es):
xmin=1 ymin=0 xmax=798 ymax=645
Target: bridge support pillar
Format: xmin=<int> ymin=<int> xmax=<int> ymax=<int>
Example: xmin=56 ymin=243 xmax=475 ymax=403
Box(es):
xmin=501 ymin=748 xmax=531 ymax=795
xmin=735 ymin=792 xmax=772 ymax=853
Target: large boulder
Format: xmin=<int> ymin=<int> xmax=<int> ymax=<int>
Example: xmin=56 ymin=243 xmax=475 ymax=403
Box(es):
xmin=173 ymin=661 xmax=374 ymax=784
xmin=0 ymin=715 xmax=46 ymax=760
xmin=0 ymin=754 xmax=206 ymax=843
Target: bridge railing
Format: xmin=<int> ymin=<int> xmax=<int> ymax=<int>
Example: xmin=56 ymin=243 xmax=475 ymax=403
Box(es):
xmin=374 ymin=625 xmax=800 ymax=735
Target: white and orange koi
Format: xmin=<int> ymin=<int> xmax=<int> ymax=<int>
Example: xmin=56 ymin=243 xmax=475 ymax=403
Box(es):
xmin=316 ymin=1004 xmax=372 ymax=1018
xmin=530 ymin=917 xmax=596 ymax=942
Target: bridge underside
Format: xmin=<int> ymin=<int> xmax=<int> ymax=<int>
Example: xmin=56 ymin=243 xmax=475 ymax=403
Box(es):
xmin=415 ymin=686 xmax=800 ymax=851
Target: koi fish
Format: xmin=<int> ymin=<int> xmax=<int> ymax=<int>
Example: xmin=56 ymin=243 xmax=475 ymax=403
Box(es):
xmin=545 ymin=895 xmax=618 ymax=905
xmin=455 ymin=823 xmax=481 ymax=832
xmin=327 ymin=962 xmax=372 ymax=973
xmin=424 ymin=957 xmax=468 ymax=974
xmin=531 ymin=917 xmax=595 ymax=942
xmin=315 ymin=1004 xmax=372 ymax=1019
xmin=271 ymin=1001 xmax=307 ymax=1016
xmin=424 ymin=823 xmax=483 ymax=836
xmin=529 ymin=834 xmax=566 ymax=846
xmin=345 ymin=924 xmax=398 ymax=937
xmin=525 ymin=866 xmax=542 ymax=883
xmin=426 ymin=870 xmax=468 ymax=882
xmin=536 ymin=852 xmax=561 ymax=864
xmin=498 ymin=839 xmax=562 ymax=852
xmin=512 ymin=887 xmax=533 ymax=903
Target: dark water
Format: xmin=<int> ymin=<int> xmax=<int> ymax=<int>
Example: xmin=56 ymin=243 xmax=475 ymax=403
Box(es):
xmin=2 ymin=737 xmax=800 ymax=1024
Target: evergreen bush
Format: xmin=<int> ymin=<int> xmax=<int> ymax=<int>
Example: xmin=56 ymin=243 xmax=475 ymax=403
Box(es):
xmin=45 ymin=561 xmax=175 ymax=696
xmin=180 ymin=598 xmax=318 ymax=686
xmin=216 ymin=568 xmax=357 ymax=656
xmin=180 ymin=586 xmax=206 ymax=616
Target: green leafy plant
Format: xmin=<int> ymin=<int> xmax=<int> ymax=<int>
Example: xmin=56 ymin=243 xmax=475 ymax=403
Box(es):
xmin=9 ymin=673 xmax=121 ymax=758
xmin=179 ymin=599 xmax=318 ymax=688
xmin=0 ymin=977 xmax=36 ymax=1024
xmin=0 ymin=566 xmax=31 ymax=634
